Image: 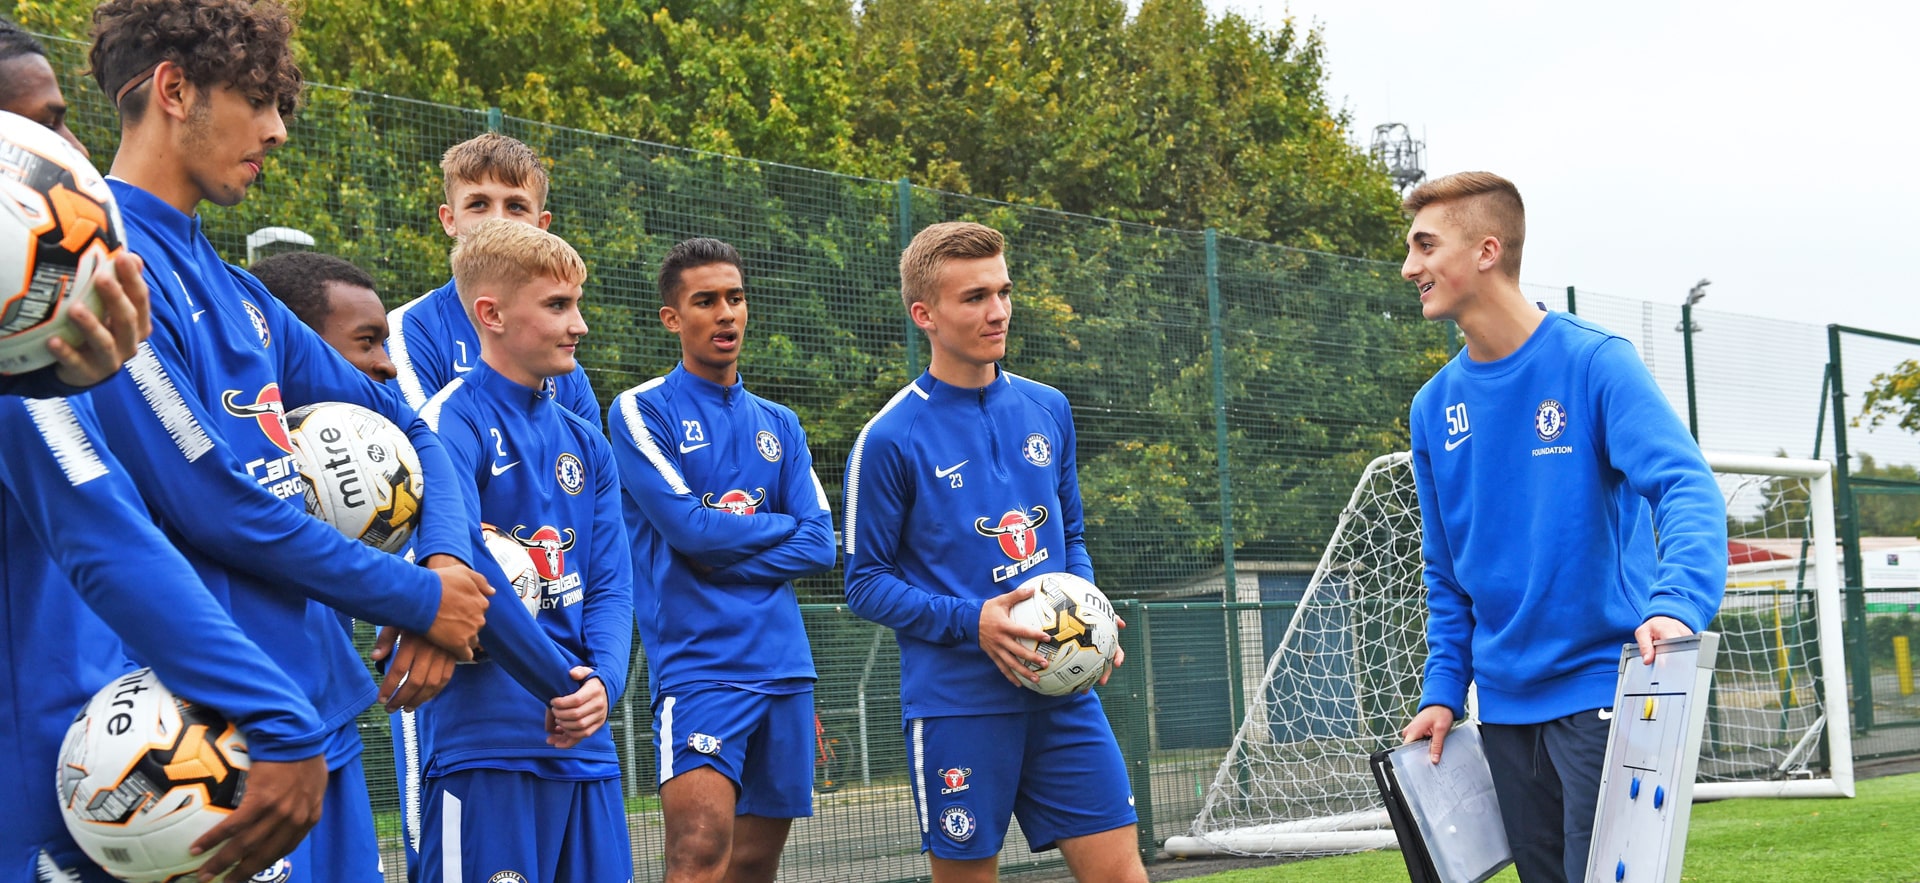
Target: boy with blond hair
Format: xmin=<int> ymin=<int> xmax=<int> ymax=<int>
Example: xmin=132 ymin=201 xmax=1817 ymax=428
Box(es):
xmin=843 ymin=222 xmax=1147 ymax=883
xmin=415 ymin=218 xmax=635 ymax=881
xmin=1397 ymin=171 xmax=1725 ymax=882
xmin=389 ymin=133 xmax=601 ymax=427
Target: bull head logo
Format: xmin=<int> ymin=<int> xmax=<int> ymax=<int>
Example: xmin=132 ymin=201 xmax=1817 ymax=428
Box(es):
xmin=700 ymin=487 xmax=766 ymax=516
xmin=507 ymin=524 xmax=577 ymax=581
xmin=974 ymin=506 xmax=1050 ymax=561
xmin=220 ymin=383 xmax=292 ymax=453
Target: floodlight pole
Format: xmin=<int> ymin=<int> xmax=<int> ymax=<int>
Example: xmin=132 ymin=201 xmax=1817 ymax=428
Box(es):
xmin=1679 ymin=279 xmax=1709 ymax=440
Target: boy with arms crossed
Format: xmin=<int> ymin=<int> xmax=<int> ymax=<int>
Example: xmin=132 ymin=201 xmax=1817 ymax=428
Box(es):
xmin=82 ymin=2 xmax=580 ymax=875
xmin=1397 ymin=172 xmax=1726 ymax=883
xmin=416 ymin=218 xmax=635 ymax=881
xmin=609 ymin=238 xmax=836 ymax=883
xmin=842 ymin=222 xmax=1147 ymax=883
xmin=388 ymin=133 xmax=601 ymax=427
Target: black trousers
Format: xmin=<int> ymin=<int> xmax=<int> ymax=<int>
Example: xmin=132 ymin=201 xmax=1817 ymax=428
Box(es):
xmin=1481 ymin=708 xmax=1613 ymax=883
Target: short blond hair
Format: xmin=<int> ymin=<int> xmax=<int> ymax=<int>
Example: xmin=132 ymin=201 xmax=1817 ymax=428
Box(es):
xmin=450 ymin=218 xmax=585 ymax=314
xmin=1403 ymin=171 xmax=1526 ymax=278
xmin=441 ymin=133 xmax=550 ymax=208
xmin=899 ymin=222 xmax=1004 ymax=311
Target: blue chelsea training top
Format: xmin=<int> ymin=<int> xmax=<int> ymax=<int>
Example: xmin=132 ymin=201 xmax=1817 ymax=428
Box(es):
xmin=843 ymin=367 xmax=1095 ymax=719
xmin=87 ymin=178 xmax=470 ymax=766
xmin=2 ymin=394 xmax=323 ymax=874
xmin=1411 ymin=311 xmax=1727 ymax=724
xmin=609 ymin=365 xmax=835 ymax=696
xmin=418 ymin=362 xmax=634 ymax=778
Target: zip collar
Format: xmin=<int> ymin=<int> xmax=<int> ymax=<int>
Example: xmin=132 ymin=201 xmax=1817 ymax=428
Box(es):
xmin=915 ymin=365 xmax=1010 ymax=403
xmin=464 ymin=360 xmax=555 ymax=414
xmin=108 ymin=176 xmax=201 ymax=244
xmin=669 ymin=363 xmax=746 ymax=405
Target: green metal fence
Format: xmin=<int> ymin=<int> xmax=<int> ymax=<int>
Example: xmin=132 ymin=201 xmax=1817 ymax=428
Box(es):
xmin=26 ymin=30 xmax=1920 ymax=881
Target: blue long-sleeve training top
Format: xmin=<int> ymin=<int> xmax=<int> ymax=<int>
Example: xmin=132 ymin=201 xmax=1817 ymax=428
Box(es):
xmin=1411 ymin=311 xmax=1727 ymax=724
xmin=86 ymin=178 xmax=472 ymax=766
xmin=388 ymin=278 xmax=602 ymax=429
xmin=416 ymin=361 xmax=633 ymax=778
xmin=609 ymin=365 xmax=835 ymax=696
xmin=842 ymin=367 xmax=1095 ymax=719
xmin=1 ymin=394 xmax=325 ymax=875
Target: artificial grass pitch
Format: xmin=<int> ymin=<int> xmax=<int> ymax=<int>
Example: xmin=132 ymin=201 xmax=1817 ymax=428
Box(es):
xmin=1175 ymin=771 xmax=1920 ymax=883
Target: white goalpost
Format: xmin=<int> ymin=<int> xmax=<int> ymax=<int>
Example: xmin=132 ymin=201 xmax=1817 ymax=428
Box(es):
xmin=1164 ymin=452 xmax=1853 ymax=859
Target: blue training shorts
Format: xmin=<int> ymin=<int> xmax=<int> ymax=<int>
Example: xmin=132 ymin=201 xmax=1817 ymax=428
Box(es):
xmin=908 ymin=692 xmax=1138 ymax=859
xmin=653 ymin=683 xmax=815 ymax=819
xmin=418 ymin=769 xmax=631 ymax=883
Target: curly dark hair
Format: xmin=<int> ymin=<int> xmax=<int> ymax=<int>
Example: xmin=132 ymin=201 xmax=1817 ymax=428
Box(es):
xmin=250 ymin=251 xmax=377 ymax=330
xmin=88 ymin=0 xmax=303 ymax=120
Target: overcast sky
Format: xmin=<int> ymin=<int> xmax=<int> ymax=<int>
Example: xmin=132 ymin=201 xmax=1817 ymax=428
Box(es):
xmin=1199 ymin=0 xmax=1920 ymax=463
xmin=1201 ymin=1 xmax=1912 ymax=333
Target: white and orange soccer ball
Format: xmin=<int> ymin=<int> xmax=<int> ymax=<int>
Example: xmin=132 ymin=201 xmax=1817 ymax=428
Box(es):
xmin=1008 ymin=572 xmax=1120 ymax=696
xmin=285 ymin=402 xmax=424 ymax=553
xmin=56 ymin=668 xmax=249 ymax=882
xmin=0 ymin=110 xmax=123 ymax=375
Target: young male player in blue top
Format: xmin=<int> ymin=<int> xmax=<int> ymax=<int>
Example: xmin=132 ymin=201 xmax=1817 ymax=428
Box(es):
xmin=610 ymin=237 xmax=836 ymax=883
xmin=1396 ymin=172 xmax=1726 ymax=883
xmin=415 ymin=218 xmax=635 ymax=882
xmin=842 ymin=222 xmax=1148 ymax=883
xmin=388 ymin=133 xmax=601 ymax=428
xmin=1 ymin=46 xmax=326 ymax=883
xmin=77 ymin=2 xmax=563 ymax=877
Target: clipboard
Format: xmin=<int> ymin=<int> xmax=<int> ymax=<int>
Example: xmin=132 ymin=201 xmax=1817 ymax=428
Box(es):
xmin=1371 ymin=720 xmax=1513 ymax=883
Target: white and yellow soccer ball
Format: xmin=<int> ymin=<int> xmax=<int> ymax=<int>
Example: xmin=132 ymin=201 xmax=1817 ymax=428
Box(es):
xmin=0 ymin=110 xmax=124 ymax=375
xmin=1009 ymin=572 xmax=1120 ymax=696
xmin=56 ymin=668 xmax=249 ymax=882
xmin=284 ymin=402 xmax=423 ymax=553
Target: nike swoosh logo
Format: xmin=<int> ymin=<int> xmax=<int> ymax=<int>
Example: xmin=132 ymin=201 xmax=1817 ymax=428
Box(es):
xmin=1444 ymin=434 xmax=1472 ymax=451
xmin=453 ymin=363 xmax=473 ymax=373
xmin=1598 ymin=708 xmax=1615 ymax=721
xmin=192 ymin=310 xmax=206 ymax=322
xmin=679 ymin=442 xmax=711 ymax=454
xmin=934 ymin=460 xmax=969 ymax=478
xmin=489 ymin=460 xmax=519 ymax=476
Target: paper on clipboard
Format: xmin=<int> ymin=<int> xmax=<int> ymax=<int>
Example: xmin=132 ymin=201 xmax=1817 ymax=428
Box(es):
xmin=1384 ymin=721 xmax=1513 ymax=883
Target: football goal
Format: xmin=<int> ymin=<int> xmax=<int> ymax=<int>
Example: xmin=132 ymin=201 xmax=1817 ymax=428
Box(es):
xmin=1164 ymin=452 xmax=1852 ymax=858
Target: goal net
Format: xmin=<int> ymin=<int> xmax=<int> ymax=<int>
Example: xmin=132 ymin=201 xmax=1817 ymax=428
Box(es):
xmin=1164 ymin=452 xmax=1852 ymax=858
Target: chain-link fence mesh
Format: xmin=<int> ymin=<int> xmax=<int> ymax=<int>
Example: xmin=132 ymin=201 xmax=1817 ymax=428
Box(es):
xmin=29 ymin=31 xmax=1920 ymax=880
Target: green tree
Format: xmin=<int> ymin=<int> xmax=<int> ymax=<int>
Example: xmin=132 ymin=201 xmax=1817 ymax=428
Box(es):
xmin=1862 ymin=360 xmax=1920 ymax=435
xmin=849 ymin=0 xmax=1407 ymax=257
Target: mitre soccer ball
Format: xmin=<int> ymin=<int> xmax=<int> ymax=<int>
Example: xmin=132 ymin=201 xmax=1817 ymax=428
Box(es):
xmin=285 ymin=402 xmax=423 ymax=553
xmin=56 ymin=668 xmax=249 ymax=882
xmin=0 ymin=110 xmax=123 ymax=375
xmin=1009 ymin=572 xmax=1120 ymax=696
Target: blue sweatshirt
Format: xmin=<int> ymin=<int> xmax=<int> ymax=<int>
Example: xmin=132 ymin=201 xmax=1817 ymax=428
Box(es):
xmin=2 ymin=394 xmax=324 ymax=875
xmin=843 ymin=368 xmax=1095 ymax=719
xmin=609 ymin=365 xmax=835 ymax=695
xmin=86 ymin=179 xmax=470 ymax=766
xmin=416 ymin=362 xmax=633 ymax=778
xmin=1411 ymin=311 xmax=1727 ymax=724
xmin=388 ymin=279 xmax=602 ymax=430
